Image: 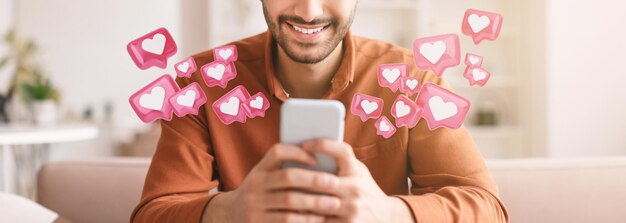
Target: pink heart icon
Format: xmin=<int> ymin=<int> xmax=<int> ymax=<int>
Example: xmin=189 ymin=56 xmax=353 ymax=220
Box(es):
xmin=126 ymin=27 xmax=178 ymax=70
xmin=212 ymin=85 xmax=251 ymax=125
xmin=242 ymin=92 xmax=271 ymax=118
xmin=213 ymin=45 xmax=238 ymax=63
xmin=465 ymin=53 xmax=483 ymax=68
xmin=169 ymin=82 xmax=207 ymax=117
xmin=129 ymin=75 xmax=180 ymax=123
xmin=415 ymin=83 xmax=471 ymax=130
xmin=390 ymin=95 xmax=421 ymax=128
xmin=400 ymin=76 xmax=420 ymax=97
xmin=201 ymin=61 xmax=237 ymax=88
xmin=350 ymin=93 xmax=384 ymax=122
xmin=375 ymin=115 xmax=396 ymax=139
xmin=377 ymin=64 xmax=407 ymax=92
xmin=462 ymin=9 xmax=504 ymax=45
xmin=174 ymin=57 xmax=198 ymax=78
xmin=463 ymin=66 xmax=491 ymax=87
xmin=413 ymin=34 xmax=461 ymax=77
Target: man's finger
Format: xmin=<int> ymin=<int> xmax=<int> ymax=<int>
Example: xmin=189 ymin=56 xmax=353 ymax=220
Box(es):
xmin=263 ymin=190 xmax=342 ymax=215
xmin=301 ymin=139 xmax=356 ymax=175
xmin=263 ymin=168 xmax=340 ymax=194
xmin=262 ymin=211 xmax=325 ymax=223
xmin=256 ymin=144 xmax=317 ymax=171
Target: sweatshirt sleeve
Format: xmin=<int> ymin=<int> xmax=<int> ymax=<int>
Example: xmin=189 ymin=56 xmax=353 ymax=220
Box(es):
xmin=130 ymin=77 xmax=221 ymax=223
xmin=393 ymin=72 xmax=509 ymax=223
xmin=394 ymin=124 xmax=509 ymax=223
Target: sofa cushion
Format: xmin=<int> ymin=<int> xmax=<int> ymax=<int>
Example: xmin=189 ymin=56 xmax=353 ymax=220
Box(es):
xmin=487 ymin=157 xmax=626 ymax=223
xmin=37 ymin=158 xmax=150 ymax=223
xmin=37 ymin=157 xmax=626 ymax=223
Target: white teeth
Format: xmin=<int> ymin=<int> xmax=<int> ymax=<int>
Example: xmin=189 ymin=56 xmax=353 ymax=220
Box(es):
xmin=292 ymin=25 xmax=324 ymax=34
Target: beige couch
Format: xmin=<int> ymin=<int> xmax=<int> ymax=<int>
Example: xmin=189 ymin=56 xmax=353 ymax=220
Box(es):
xmin=37 ymin=157 xmax=626 ymax=223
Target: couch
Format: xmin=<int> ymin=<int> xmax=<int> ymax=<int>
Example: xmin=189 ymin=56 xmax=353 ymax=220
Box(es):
xmin=37 ymin=157 xmax=626 ymax=223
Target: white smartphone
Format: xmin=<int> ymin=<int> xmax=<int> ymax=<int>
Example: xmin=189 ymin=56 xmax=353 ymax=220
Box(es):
xmin=280 ymin=99 xmax=345 ymax=174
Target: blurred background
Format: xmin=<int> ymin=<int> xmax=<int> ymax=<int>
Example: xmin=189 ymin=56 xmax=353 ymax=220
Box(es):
xmin=0 ymin=0 xmax=625 ymax=164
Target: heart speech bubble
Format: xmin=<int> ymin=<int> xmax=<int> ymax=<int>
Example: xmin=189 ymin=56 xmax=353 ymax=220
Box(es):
xmin=126 ymin=27 xmax=178 ymax=70
xmin=462 ymin=9 xmax=504 ymax=45
xmin=413 ymin=34 xmax=461 ymax=77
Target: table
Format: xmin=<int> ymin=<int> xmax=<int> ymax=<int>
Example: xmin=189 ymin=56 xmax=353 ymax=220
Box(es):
xmin=0 ymin=123 xmax=99 ymax=199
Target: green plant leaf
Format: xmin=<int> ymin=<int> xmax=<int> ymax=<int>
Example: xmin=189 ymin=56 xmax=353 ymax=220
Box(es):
xmin=0 ymin=57 xmax=9 ymax=69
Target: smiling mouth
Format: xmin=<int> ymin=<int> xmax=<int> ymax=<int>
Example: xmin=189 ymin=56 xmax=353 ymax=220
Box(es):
xmin=287 ymin=22 xmax=328 ymax=35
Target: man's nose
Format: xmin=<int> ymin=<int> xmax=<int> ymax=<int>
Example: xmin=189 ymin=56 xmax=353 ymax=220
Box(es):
xmin=294 ymin=0 xmax=324 ymax=23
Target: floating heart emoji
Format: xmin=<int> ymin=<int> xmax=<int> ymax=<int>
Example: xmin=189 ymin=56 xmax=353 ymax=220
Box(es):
xmin=419 ymin=41 xmax=447 ymax=64
xmin=428 ymin=96 xmax=458 ymax=121
xmin=141 ymin=34 xmax=166 ymax=55
xmin=176 ymin=90 xmax=196 ymax=107
xmin=395 ymin=101 xmax=411 ymax=118
xmin=207 ymin=64 xmax=226 ymax=80
xmin=360 ymin=100 xmax=379 ymax=115
xmin=219 ymin=49 xmax=233 ymax=60
xmin=249 ymin=96 xmax=264 ymax=109
xmin=405 ymin=79 xmax=418 ymax=90
xmin=468 ymin=14 xmax=491 ymax=33
xmin=139 ymin=86 xmax=165 ymax=110
xmin=382 ymin=68 xmax=401 ymax=83
xmin=177 ymin=62 xmax=190 ymax=73
xmin=472 ymin=69 xmax=487 ymax=81
xmin=220 ymin=97 xmax=240 ymax=116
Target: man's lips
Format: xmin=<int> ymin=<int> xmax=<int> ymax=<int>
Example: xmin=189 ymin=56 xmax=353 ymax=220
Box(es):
xmin=281 ymin=22 xmax=331 ymax=43
xmin=285 ymin=21 xmax=329 ymax=30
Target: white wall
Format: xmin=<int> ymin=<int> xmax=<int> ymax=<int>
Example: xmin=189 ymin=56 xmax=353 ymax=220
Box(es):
xmin=14 ymin=0 xmax=200 ymax=158
xmin=547 ymin=1 xmax=626 ymax=157
xmin=15 ymin=0 xmax=185 ymax=141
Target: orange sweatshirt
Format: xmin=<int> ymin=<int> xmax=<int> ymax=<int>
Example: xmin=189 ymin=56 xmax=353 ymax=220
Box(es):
xmin=131 ymin=31 xmax=508 ymax=223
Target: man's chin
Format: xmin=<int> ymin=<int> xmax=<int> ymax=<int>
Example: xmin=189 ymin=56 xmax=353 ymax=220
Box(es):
xmin=285 ymin=52 xmax=327 ymax=64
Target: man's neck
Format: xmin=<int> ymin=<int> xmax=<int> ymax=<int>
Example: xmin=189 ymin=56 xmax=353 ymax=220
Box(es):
xmin=275 ymin=42 xmax=344 ymax=99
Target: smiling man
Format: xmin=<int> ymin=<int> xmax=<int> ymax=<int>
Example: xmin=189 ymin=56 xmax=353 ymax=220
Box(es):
xmin=131 ymin=1 xmax=508 ymax=223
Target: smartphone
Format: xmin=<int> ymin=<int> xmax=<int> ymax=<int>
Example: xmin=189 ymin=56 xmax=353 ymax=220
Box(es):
xmin=280 ymin=99 xmax=345 ymax=174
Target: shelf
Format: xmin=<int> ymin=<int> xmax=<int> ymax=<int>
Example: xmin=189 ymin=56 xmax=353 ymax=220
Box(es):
xmin=359 ymin=0 xmax=417 ymax=10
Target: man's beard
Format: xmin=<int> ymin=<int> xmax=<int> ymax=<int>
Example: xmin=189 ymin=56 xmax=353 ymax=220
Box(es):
xmin=262 ymin=5 xmax=356 ymax=64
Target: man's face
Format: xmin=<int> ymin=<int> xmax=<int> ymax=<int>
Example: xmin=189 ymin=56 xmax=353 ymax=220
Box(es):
xmin=262 ymin=0 xmax=358 ymax=64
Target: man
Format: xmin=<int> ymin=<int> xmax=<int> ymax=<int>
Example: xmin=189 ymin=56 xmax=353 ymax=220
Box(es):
xmin=131 ymin=0 xmax=508 ymax=222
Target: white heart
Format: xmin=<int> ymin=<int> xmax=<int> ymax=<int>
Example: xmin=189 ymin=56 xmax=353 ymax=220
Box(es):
xmin=177 ymin=62 xmax=190 ymax=73
xmin=220 ymin=97 xmax=240 ymax=116
xmin=468 ymin=14 xmax=491 ymax=33
xmin=141 ymin=33 xmax=166 ymax=55
xmin=395 ymin=101 xmax=411 ymax=118
xmin=379 ymin=121 xmax=391 ymax=132
xmin=207 ymin=64 xmax=226 ymax=80
xmin=360 ymin=100 xmax=379 ymax=115
xmin=472 ymin=69 xmax=487 ymax=81
xmin=419 ymin=41 xmax=446 ymax=64
xmin=139 ymin=86 xmax=165 ymax=110
xmin=405 ymin=79 xmax=418 ymax=90
xmin=428 ymin=96 xmax=458 ymax=121
xmin=249 ymin=96 xmax=264 ymax=109
xmin=468 ymin=56 xmax=480 ymax=65
xmin=382 ymin=68 xmax=401 ymax=84
xmin=176 ymin=90 xmax=196 ymax=107
xmin=219 ymin=49 xmax=233 ymax=60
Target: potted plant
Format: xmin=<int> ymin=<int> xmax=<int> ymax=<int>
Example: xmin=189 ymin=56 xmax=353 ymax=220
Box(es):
xmin=22 ymin=69 xmax=60 ymax=125
xmin=0 ymin=29 xmax=60 ymax=125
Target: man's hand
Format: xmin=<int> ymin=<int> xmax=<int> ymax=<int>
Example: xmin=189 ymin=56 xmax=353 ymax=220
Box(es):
xmin=204 ymin=143 xmax=343 ymax=223
xmin=203 ymin=139 xmax=414 ymax=223
xmin=300 ymin=139 xmax=415 ymax=223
